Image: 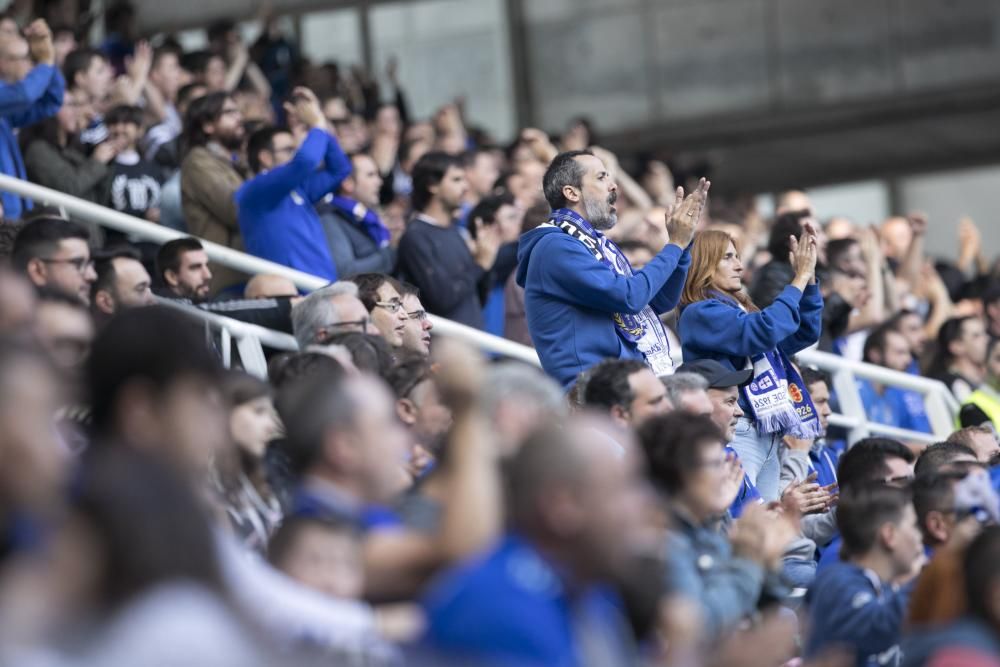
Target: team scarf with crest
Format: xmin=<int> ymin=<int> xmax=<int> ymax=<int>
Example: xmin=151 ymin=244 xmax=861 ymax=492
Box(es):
xmin=328 ymin=195 xmax=391 ymax=248
xmin=543 ymin=208 xmax=674 ymax=376
xmin=743 ymin=347 xmax=823 ymax=438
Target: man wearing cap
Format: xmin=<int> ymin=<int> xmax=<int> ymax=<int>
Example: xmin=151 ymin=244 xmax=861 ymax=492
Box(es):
xmin=677 ymin=359 xmax=760 ymax=518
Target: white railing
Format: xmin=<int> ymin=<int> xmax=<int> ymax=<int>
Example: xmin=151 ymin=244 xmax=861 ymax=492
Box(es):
xmin=0 ymin=174 xmax=541 ymax=368
xmin=1 ymin=175 xmax=957 ymax=444
xmin=797 ymin=348 xmax=959 ymax=444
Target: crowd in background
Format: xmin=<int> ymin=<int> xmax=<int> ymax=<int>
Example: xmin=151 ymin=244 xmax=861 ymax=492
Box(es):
xmin=1 ymin=1 xmax=1000 ymax=666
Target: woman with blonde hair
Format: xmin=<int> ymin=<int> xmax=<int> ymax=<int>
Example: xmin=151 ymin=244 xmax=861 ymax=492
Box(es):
xmin=678 ymin=228 xmax=823 ymax=500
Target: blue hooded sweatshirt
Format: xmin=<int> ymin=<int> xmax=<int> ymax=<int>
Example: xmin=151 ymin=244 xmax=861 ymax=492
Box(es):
xmin=516 ymin=225 xmax=690 ymax=387
xmin=0 ymin=64 xmax=65 ymax=219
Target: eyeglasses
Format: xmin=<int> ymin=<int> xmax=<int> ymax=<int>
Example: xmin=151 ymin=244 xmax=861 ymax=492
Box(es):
xmin=39 ymin=257 xmax=93 ymax=273
xmin=374 ymin=300 xmax=403 ymax=314
xmin=406 ymin=309 xmax=428 ymax=322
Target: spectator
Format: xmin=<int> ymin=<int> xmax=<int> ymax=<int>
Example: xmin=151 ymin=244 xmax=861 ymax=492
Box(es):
xmin=927 ymin=316 xmax=988 ymax=402
xmin=142 ymin=44 xmax=184 ymax=162
xmin=155 ymin=237 xmax=295 ymax=331
xmin=0 ymin=18 xmax=64 ymax=220
xmin=34 ymin=287 xmax=94 ymax=381
xmin=290 ymin=281 xmax=375 ymax=348
xmin=639 ymin=412 xmax=793 ymax=640
xmin=384 ymin=352 xmax=451 ymax=477
xmin=503 ymin=199 xmax=549 ymax=346
xmin=985 ymin=285 xmax=1000 ymax=341
xmin=749 ymin=209 xmax=811 ymax=308
xmin=0 ymin=267 xmax=37 ymax=336
xmin=396 ymin=151 xmax=499 ymax=329
xmin=91 ymin=245 xmax=154 ymax=323
xmin=914 ymin=441 xmax=979 ymax=477
xmin=61 ymin=47 xmax=112 ymax=149
xmin=104 ymin=104 xmax=163 ymax=222
xmin=180 ymin=91 xmax=246 ymax=292
xmin=324 ymin=332 xmax=395 ymax=377
xmin=959 ymin=337 xmax=1000 ymax=431
xmin=319 ymin=152 xmax=395 ymax=277
xmin=422 ymin=419 xmax=643 ymax=664
xmin=0 ymin=337 xmax=67 ymax=529
xmin=280 ymin=346 xmax=500 ymax=601
xmin=213 ymin=370 xmax=282 ymax=554
xmin=817 ymin=438 xmax=917 ymax=573
xmin=901 ymin=527 xmax=1000 ymax=666
xmin=153 ymin=80 xmax=207 ymax=173
xmin=268 ymin=515 xmax=364 ymax=600
xmin=680 ymin=228 xmax=823 ymax=501
xmin=911 ymin=472 xmax=978 ymax=555
xmin=397 ymin=282 xmax=433 ymax=356
xmin=945 ymin=427 xmax=999 ymax=465
xmin=21 ymin=86 xmax=117 ymax=203
xmin=468 ymin=192 xmax=522 ymax=337
xmin=236 ymin=88 xmax=350 ymax=281
xmin=675 ymin=359 xmax=753 ymax=442
xmin=582 ymin=358 xmax=671 ymax=429
xmin=782 ymin=366 xmax=839 ymax=492
xmin=661 ymin=371 xmax=713 ymax=416
xmin=12 ymin=217 xmax=97 ymax=304
xmin=244 ymin=273 xmax=297 ymax=300
xmin=350 ymin=273 xmax=408 ymax=348
xmin=518 ymin=150 xmax=704 ymax=386
xmin=805 ymin=484 xmax=924 ymax=666
xmin=859 ymin=322 xmax=932 ymax=434
xmin=51 ymin=23 xmax=76 ymax=68
xmin=887 ymin=309 xmax=929 ymax=375
xmin=460 ymin=146 xmax=500 ymax=217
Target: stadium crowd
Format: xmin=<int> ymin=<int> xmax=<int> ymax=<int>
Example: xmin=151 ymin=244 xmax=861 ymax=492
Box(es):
xmin=1 ymin=3 xmax=1000 ymax=666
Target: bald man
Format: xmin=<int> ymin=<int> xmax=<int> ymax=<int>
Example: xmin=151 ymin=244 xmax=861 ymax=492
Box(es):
xmin=244 ymin=274 xmax=299 ymax=300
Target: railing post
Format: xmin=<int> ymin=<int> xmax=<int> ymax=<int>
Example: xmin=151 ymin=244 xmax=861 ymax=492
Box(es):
xmin=235 ymin=335 xmax=270 ymax=380
xmin=220 ymin=328 xmax=232 ymax=369
xmin=830 ymin=367 xmax=868 ymax=446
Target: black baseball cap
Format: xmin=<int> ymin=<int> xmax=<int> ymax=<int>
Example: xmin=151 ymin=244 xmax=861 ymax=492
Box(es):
xmin=675 ymin=359 xmax=752 ymax=389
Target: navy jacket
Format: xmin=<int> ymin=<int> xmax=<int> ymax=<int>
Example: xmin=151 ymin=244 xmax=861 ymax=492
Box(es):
xmin=806 ymin=562 xmax=914 ymax=667
xmin=0 ymin=64 xmax=64 ymax=218
xmin=517 ymin=225 xmax=690 ymax=387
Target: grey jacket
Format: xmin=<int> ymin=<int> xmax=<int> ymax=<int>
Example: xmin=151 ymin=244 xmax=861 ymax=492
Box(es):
xmin=665 ymin=507 xmax=766 ymax=639
xmin=319 ymin=206 xmax=395 ymax=279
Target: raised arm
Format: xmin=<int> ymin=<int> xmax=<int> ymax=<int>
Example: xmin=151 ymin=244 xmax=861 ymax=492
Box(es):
xmin=303 ymin=128 xmax=352 ymax=203
xmin=238 ymin=128 xmax=328 ymax=210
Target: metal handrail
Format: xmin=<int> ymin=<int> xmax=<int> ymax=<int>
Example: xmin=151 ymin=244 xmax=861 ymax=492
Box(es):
xmin=1 ymin=175 xmax=957 ymax=443
xmin=0 ymin=174 xmax=540 ymax=366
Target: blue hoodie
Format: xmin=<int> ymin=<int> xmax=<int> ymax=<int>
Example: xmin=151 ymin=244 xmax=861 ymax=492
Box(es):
xmin=0 ymin=65 xmax=65 ymax=219
xmin=516 ymin=226 xmax=690 ymax=387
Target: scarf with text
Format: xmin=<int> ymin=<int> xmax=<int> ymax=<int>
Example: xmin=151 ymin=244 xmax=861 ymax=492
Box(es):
xmin=544 ymin=208 xmax=674 ymax=376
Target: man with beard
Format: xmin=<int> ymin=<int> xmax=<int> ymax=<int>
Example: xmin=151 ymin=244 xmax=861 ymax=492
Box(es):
xmin=155 ymin=237 xmax=297 ymax=332
xmin=395 ymin=152 xmax=500 ymax=329
xmin=180 ymin=92 xmax=247 ymax=293
xmin=517 ymin=150 xmax=708 ymax=387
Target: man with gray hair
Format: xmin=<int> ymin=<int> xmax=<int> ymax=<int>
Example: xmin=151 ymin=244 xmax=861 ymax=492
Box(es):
xmin=516 ymin=149 xmax=709 ymax=387
xmin=479 ymin=361 xmax=567 ymax=455
xmin=291 ymin=281 xmax=377 ymax=349
xmin=661 ymin=372 xmax=713 ymax=416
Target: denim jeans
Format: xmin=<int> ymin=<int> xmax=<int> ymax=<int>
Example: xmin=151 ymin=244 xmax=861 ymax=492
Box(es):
xmin=730 ymin=417 xmax=781 ymax=502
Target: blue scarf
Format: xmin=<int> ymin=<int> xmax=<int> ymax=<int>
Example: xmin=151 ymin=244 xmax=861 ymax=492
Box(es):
xmin=743 ymin=347 xmax=823 ymax=438
xmin=545 ymin=208 xmax=674 ymax=375
xmin=328 ymin=196 xmax=391 ymax=248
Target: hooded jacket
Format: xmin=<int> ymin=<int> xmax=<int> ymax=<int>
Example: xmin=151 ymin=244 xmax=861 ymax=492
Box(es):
xmin=516 ymin=225 xmax=690 ymax=387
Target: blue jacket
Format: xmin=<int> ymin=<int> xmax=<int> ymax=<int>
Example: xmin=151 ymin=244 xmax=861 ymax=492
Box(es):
xmin=856 ymin=378 xmax=932 ymax=434
xmin=0 ymin=65 xmax=64 ymax=218
xmin=679 ymin=283 xmax=823 ymax=373
xmin=665 ymin=508 xmax=766 ymax=639
xmin=235 ymin=128 xmax=351 ymax=281
xmin=422 ymin=534 xmax=635 ymax=666
xmin=516 ymin=226 xmax=690 ymax=387
xmin=806 ymin=562 xmax=913 ymax=667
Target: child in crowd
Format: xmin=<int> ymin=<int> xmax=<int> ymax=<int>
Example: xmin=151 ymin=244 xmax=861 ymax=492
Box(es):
xmin=105 ymin=105 xmax=164 ymax=223
xmin=268 ymin=516 xmax=364 ymax=600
